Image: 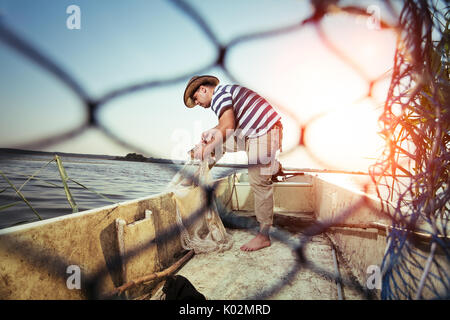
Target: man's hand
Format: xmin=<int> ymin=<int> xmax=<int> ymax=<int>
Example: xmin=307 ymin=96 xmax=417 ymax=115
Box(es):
xmin=195 ymin=108 xmax=234 ymax=160
xmin=192 ymin=142 xmax=205 ymax=160
xmin=191 ymin=142 xmax=215 ymax=160
xmin=202 ymin=143 xmax=215 ymax=160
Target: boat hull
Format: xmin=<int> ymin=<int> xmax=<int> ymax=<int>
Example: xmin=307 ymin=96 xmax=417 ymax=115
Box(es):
xmin=0 ymin=172 xmax=445 ymax=299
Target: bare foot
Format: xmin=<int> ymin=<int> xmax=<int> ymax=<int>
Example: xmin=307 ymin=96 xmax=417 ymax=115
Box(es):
xmin=240 ymin=234 xmax=271 ymax=252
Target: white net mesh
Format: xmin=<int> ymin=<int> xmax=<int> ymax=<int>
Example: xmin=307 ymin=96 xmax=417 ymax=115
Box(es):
xmin=166 ymin=160 xmax=233 ymax=254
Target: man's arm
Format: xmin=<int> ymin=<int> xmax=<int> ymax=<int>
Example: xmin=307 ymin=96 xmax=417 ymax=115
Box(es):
xmin=204 ymin=108 xmax=235 ymax=156
xmin=217 ymin=108 xmax=235 ymax=137
xmin=194 ymin=108 xmax=235 ymax=160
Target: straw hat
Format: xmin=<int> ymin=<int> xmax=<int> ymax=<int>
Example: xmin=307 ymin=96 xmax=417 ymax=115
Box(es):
xmin=183 ymin=75 xmax=219 ymax=108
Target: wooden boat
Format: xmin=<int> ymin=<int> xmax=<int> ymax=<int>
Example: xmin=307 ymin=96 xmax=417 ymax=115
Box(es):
xmin=0 ymin=169 xmax=445 ymax=300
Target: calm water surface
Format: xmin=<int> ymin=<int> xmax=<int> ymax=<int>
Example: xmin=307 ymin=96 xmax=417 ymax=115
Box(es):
xmin=0 ymin=154 xmax=243 ymax=229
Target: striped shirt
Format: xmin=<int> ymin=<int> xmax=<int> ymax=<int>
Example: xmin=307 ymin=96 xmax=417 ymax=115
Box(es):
xmin=210 ymin=84 xmax=281 ymax=139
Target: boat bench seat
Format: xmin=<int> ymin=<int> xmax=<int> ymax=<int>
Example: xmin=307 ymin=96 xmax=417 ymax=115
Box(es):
xmin=230 ymin=180 xmax=315 ymax=214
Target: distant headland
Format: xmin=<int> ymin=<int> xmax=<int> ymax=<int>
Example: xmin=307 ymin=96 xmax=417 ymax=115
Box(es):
xmin=113 ymin=153 xmax=247 ymax=168
xmin=113 ymin=152 xmax=185 ymax=165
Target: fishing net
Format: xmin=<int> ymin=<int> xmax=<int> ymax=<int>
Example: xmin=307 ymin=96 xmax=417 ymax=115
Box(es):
xmin=166 ymin=160 xmax=233 ymax=254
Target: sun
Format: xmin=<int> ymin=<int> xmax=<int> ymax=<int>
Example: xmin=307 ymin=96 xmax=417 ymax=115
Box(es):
xmin=304 ymin=98 xmax=385 ymax=171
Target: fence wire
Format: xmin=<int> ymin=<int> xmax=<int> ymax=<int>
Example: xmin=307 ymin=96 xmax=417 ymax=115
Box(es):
xmin=0 ymin=0 xmax=448 ymax=300
xmin=368 ymin=0 xmax=449 ymax=300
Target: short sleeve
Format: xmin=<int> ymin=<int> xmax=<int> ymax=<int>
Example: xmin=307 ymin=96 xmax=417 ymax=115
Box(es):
xmin=211 ymin=90 xmax=233 ymax=118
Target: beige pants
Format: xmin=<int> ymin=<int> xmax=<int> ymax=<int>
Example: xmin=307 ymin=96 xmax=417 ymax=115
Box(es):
xmin=219 ymin=124 xmax=282 ymax=230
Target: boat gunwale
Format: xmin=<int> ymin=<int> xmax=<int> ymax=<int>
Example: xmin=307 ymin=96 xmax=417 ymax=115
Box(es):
xmin=0 ymin=191 xmax=176 ymax=235
xmin=0 ymin=174 xmax=234 ymax=235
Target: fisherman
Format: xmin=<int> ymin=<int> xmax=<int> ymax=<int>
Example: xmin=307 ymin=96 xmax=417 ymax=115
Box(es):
xmin=183 ymin=75 xmax=283 ymax=252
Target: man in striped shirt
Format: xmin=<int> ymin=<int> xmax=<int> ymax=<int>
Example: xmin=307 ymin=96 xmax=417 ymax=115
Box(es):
xmin=184 ymin=75 xmax=283 ymax=252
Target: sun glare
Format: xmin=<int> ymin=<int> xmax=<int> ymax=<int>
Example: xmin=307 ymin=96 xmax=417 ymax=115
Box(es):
xmin=269 ymin=14 xmax=396 ymax=172
xmin=304 ymin=99 xmax=385 ymax=170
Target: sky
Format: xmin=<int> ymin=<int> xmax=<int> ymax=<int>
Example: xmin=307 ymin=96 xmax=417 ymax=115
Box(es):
xmin=0 ymin=0 xmax=404 ymax=172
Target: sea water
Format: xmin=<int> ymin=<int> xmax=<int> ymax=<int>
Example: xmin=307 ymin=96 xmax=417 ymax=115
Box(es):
xmin=0 ymin=154 xmax=243 ymax=229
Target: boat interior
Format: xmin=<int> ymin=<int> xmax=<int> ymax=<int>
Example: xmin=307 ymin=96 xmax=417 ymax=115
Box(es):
xmin=0 ymin=170 xmax=445 ymax=300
